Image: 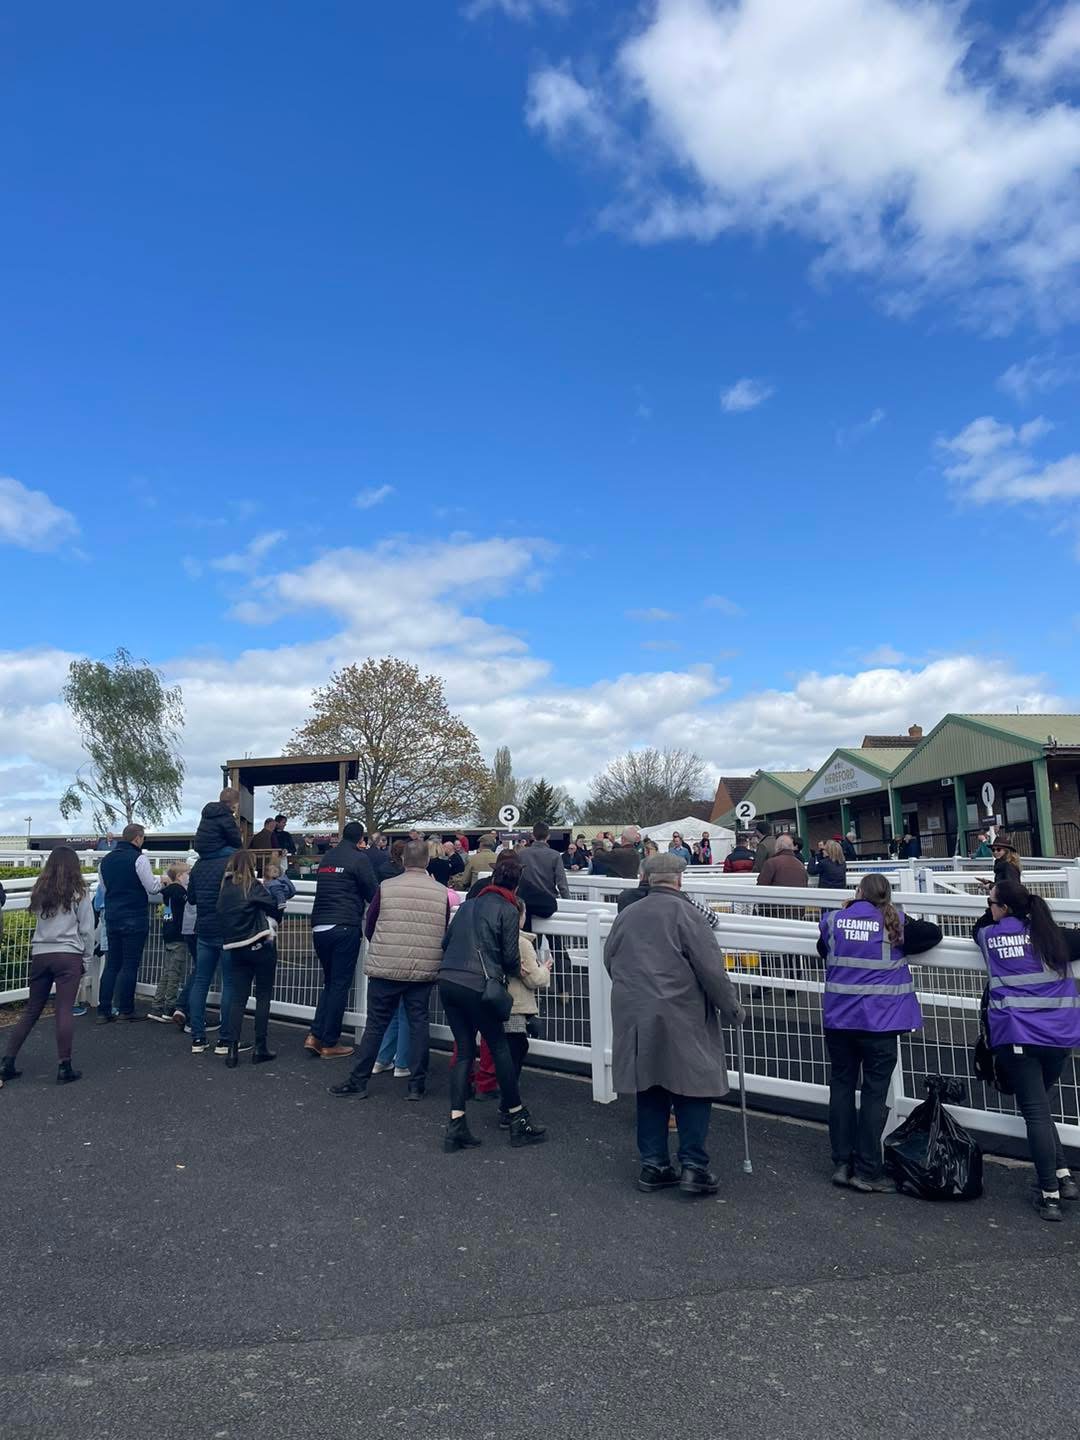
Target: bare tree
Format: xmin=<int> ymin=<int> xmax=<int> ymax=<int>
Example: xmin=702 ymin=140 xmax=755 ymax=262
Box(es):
xmin=583 ymin=747 xmax=706 ymax=827
xmin=271 ymin=658 xmax=489 ymax=832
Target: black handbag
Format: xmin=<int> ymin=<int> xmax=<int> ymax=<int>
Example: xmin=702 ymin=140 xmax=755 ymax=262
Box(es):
xmin=971 ymin=985 xmax=1014 ymax=1095
xmin=477 ymin=946 xmax=513 ymax=1022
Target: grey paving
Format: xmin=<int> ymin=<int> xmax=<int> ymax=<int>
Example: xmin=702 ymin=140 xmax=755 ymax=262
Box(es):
xmin=1 ymin=1012 xmax=1077 ymax=1438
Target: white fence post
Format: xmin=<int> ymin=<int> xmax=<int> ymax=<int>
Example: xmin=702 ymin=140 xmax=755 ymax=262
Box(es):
xmin=1067 ymin=869 xmax=1080 ymax=901
xmin=586 ymin=907 xmax=616 ymax=1103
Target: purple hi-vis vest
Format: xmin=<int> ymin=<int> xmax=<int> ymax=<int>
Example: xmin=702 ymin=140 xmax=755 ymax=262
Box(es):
xmin=975 ymin=917 xmax=1080 ymax=1050
xmin=820 ymin=900 xmax=922 ymax=1033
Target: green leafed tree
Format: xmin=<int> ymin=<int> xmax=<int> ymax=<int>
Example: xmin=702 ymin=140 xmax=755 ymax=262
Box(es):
xmin=476 ymin=745 xmax=517 ymax=823
xmin=59 ymin=648 xmax=185 ymax=830
xmin=270 ymin=657 xmax=490 ymax=832
xmin=519 ymin=776 xmax=563 ymax=827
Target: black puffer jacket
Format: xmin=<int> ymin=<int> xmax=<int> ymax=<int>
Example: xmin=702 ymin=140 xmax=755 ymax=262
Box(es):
xmin=439 ymin=888 xmax=522 ymax=994
xmin=187 ymin=855 xmax=229 ymax=944
xmin=310 ymin=841 xmax=377 ymax=927
xmin=217 ymin=878 xmax=278 ymax=949
xmin=193 ymin=802 xmax=242 ymax=858
xmin=808 ymin=853 xmax=847 ymax=888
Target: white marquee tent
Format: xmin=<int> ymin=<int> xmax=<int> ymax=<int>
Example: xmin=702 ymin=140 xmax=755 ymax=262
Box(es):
xmin=639 ymin=816 xmax=735 ymax=858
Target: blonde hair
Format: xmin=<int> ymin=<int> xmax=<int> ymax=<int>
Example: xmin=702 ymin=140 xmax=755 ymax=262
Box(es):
xmin=856 ymin=873 xmax=903 ymax=947
xmin=166 ymin=862 xmax=190 ymax=882
xmin=994 ymin=845 xmax=1022 ymax=872
xmin=823 ymin=840 xmax=844 ymax=865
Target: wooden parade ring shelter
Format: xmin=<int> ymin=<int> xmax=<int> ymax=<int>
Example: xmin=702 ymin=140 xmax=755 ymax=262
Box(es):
xmin=222 ymin=754 xmax=360 ymax=844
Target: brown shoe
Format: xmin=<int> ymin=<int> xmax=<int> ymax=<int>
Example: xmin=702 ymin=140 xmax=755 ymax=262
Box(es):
xmin=319 ymin=1044 xmax=355 ymax=1059
xmin=303 ymin=1034 xmax=322 ymax=1057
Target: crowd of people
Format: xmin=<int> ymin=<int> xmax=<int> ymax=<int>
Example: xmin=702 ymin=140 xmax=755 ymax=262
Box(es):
xmin=2 ymin=795 xmax=1079 ymax=1218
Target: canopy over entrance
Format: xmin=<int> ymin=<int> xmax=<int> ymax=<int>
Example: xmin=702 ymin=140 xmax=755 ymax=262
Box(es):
xmin=223 ymin=754 xmax=360 ymax=841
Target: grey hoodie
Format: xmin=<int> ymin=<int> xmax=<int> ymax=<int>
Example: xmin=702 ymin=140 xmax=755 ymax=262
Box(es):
xmin=32 ymin=893 xmax=95 ymax=961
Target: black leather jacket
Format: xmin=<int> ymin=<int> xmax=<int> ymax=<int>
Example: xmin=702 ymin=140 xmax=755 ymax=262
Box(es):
xmin=439 ymin=889 xmax=522 ymax=993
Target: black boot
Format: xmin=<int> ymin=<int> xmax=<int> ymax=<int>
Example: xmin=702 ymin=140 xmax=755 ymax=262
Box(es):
xmin=499 ymin=1105 xmax=546 ymax=1134
xmin=56 ymin=1061 xmax=81 ymax=1085
xmin=444 ymin=1116 xmax=482 ymax=1152
xmin=252 ymin=1043 xmax=276 ymax=1064
xmin=0 ymin=1057 xmax=21 ymax=1082
xmin=225 ymin=1042 xmax=240 ymax=1069
xmin=508 ymin=1109 xmax=547 ymax=1147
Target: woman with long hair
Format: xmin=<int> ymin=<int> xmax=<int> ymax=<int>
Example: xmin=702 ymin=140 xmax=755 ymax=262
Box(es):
xmin=216 ymin=850 xmax=280 ymax=1067
xmin=1 ymin=847 xmax=93 ymax=1084
xmin=974 ymin=880 xmax=1080 ymax=1220
xmin=809 ymin=839 xmax=847 ymax=889
xmin=438 ymin=850 xmax=546 ymax=1152
xmin=990 ymin=837 xmax=1022 ymax=887
xmin=818 ymin=874 xmax=942 ymax=1192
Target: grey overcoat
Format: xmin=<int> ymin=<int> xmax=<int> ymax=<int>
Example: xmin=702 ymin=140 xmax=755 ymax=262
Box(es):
xmin=603 ymin=886 xmax=742 ymax=1097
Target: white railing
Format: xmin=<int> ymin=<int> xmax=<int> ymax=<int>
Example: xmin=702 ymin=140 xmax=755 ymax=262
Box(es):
xmin=3 ymin=881 xmax=1079 ymax=1150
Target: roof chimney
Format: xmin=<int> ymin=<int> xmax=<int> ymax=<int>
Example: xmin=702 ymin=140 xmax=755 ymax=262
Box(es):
xmin=908 ymin=724 xmax=923 ymax=739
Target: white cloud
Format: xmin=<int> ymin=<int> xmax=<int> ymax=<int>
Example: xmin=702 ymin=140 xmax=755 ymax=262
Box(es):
xmin=627 ymin=607 xmax=679 ymax=622
xmin=1004 ymin=3 xmax=1080 ymax=86
xmin=529 ymin=0 xmax=1080 ymax=323
xmin=720 ymin=377 xmax=773 ymax=413
xmin=0 ymin=477 xmax=79 ymax=551
xmin=467 ymin=0 xmax=567 ymax=19
xmin=703 ymin=594 xmax=743 ymax=616
xmin=940 ymin=415 xmax=1080 ymax=504
xmin=354 ymin=484 xmax=394 ymax=510
xmin=526 ymin=64 xmax=614 ymax=150
xmin=837 ymin=406 xmax=886 ymax=447
xmin=861 ymin=644 xmax=905 ymax=666
xmin=210 ymin=530 xmax=286 ymax=575
xmin=997 ymin=353 xmax=1080 ymax=403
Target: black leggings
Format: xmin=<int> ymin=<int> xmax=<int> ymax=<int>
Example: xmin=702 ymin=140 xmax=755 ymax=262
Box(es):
xmin=5 ymin=951 xmax=82 ymax=1062
xmin=226 ymin=941 xmax=277 ymax=1047
xmin=439 ymin=979 xmax=521 ymax=1114
xmin=994 ymin=1044 xmax=1071 ymax=1192
xmin=507 ymin=1031 xmax=529 ymax=1081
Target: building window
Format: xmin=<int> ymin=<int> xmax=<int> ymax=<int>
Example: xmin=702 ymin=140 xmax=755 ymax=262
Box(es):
xmin=1004 ymin=788 xmax=1031 ymax=826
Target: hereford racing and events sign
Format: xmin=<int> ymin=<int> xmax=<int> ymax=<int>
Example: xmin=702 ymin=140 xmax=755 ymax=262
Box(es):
xmin=802 ymin=755 xmax=884 ymax=804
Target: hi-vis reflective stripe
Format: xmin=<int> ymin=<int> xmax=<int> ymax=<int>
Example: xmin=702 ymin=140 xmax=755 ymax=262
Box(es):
xmin=824 ymin=980 xmax=916 ymax=997
xmin=825 ymin=908 xmax=903 ymax=975
xmin=989 ymin=995 xmax=1080 ymax=1011
xmin=828 ymin=955 xmax=909 ymax=971
xmin=991 ymin=969 xmax=1066 ymax=987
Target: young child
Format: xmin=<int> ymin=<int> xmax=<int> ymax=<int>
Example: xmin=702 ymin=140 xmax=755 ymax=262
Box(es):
xmin=193 ymin=788 xmax=243 ymax=859
xmin=263 ymin=861 xmax=296 ymax=917
xmin=150 ymin=863 xmax=191 ymax=1021
xmin=499 ymin=910 xmax=552 ymax=1126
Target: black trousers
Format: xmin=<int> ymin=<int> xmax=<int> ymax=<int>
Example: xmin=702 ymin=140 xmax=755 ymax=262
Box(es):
xmin=825 ymin=1028 xmax=899 ymax=1180
xmin=439 ymin=979 xmax=521 ymax=1114
xmin=226 ymin=941 xmax=277 ymax=1047
xmin=995 ymin=1044 xmax=1071 ymax=1192
xmin=347 ymin=977 xmax=434 ymax=1089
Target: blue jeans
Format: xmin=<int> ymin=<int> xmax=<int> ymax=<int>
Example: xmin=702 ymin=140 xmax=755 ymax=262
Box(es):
xmin=311 ymin=926 xmax=361 ymax=1046
xmin=636 ymin=1086 xmax=712 ymax=1171
xmin=376 ymin=999 xmax=411 ymax=1068
xmin=183 ymin=939 xmax=235 ymax=1042
xmin=98 ymin=927 xmax=149 ymax=1016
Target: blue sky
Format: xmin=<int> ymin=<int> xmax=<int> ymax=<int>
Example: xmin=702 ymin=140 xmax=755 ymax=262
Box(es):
xmin=2 ymin=0 xmax=1080 ymax=831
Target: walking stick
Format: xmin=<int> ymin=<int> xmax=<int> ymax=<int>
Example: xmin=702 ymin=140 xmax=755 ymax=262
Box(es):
xmin=736 ymin=1022 xmax=753 ymax=1175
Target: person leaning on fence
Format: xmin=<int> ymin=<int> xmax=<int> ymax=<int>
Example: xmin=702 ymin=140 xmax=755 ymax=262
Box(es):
xmin=2 ymin=847 xmax=93 ymax=1085
xmin=329 ymin=840 xmax=450 ymax=1103
xmin=604 ymin=853 xmax=745 ymax=1197
xmin=818 ymin=874 xmax=942 ymax=1193
xmin=149 ymin=862 xmax=191 ymax=1022
xmin=97 ymin=823 xmax=163 ymax=1024
xmin=973 ymin=880 xmax=1080 ymax=1222
xmin=808 ymin=839 xmax=847 ymax=889
xmin=217 ymin=851 xmax=280 ymax=1067
xmin=306 ymin=822 xmax=378 ymax=1060
xmin=438 ymin=849 xmax=547 ymax=1152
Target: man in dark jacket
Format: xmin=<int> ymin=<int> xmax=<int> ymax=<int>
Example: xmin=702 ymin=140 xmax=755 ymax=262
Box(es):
xmin=270 ymin=814 xmax=296 ymax=855
xmin=756 ymin=834 xmax=809 ymax=889
xmin=174 ymin=851 xmax=239 ymax=1054
xmin=518 ymin=822 xmax=570 ymax=922
xmin=194 ymin=789 xmax=243 ymax=858
xmin=306 ymin=822 xmax=377 ymax=1059
xmin=723 ymin=837 xmax=755 ymax=873
xmin=604 ymin=854 xmax=744 ymax=1196
xmin=97 ymin=824 xmax=163 ymax=1023
xmin=367 ymin=833 xmax=397 ymax=883
xmin=751 ymin=822 xmax=776 ymax=874
xmin=606 ymin=826 xmax=643 ymax=880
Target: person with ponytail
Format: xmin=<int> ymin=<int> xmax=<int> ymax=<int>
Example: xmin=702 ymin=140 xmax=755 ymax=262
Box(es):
xmin=974 ymin=881 xmax=1080 ymax=1221
xmin=1 ymin=847 xmax=93 ymax=1085
xmin=216 ymin=851 xmax=280 ymax=1067
xmin=817 ymin=874 xmax=942 ymax=1192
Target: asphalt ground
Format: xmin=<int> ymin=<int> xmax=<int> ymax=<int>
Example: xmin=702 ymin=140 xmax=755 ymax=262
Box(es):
xmin=1 ymin=1010 xmax=1078 ymax=1439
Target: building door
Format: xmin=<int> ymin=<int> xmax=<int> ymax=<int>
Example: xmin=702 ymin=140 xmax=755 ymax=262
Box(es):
xmin=943 ymin=795 xmax=958 ymax=856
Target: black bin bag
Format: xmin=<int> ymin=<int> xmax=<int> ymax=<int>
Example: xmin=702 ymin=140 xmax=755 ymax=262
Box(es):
xmin=884 ymin=1075 xmax=983 ymax=1201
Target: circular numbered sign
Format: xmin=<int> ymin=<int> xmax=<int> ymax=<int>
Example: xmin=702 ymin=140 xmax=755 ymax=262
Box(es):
xmin=498 ymin=804 xmax=521 ymax=828
xmin=981 ymin=782 xmax=995 ymax=810
xmin=735 ymin=799 xmax=757 ymax=823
